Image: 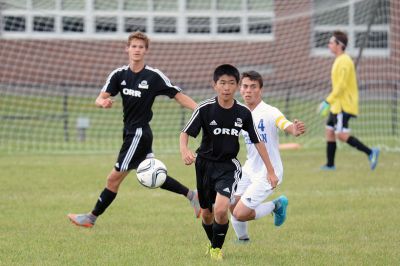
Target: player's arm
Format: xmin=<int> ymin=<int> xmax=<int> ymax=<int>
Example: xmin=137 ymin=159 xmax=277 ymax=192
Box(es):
xmin=281 ymin=118 xmax=306 ymax=137
xmin=97 ymin=68 xmax=120 ymax=108
xmin=154 ymin=70 xmax=197 ymax=111
xmin=95 ymin=91 xmax=113 ymax=109
xmin=180 ymin=106 xmax=202 ymax=165
xmin=326 ymin=64 xmax=349 ymax=104
xmin=274 ymin=109 xmax=306 ymax=137
xmin=174 ymin=92 xmax=197 ymax=111
xmin=244 ymin=112 xmax=278 ymax=188
xmin=319 ymin=63 xmax=349 ymax=116
xmin=254 ymin=142 xmax=278 ymax=189
xmin=179 ymin=132 xmax=196 ymax=165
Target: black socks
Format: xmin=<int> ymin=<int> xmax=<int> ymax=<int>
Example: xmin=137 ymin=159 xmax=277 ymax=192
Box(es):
xmin=202 ymin=220 xmax=229 ymax=249
xmin=212 ymin=221 xmax=229 ymax=249
xmin=347 ymin=136 xmax=372 ymax=156
xmin=160 ymin=175 xmax=189 ymax=196
xmin=327 ymin=141 xmax=336 ymax=167
xmin=202 ymin=222 xmax=213 ymax=242
xmin=92 ymin=188 xmax=117 ymax=216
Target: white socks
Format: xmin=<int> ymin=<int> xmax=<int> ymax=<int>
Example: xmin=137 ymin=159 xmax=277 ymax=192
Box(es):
xmin=254 ymin=201 xmax=275 ymax=220
xmin=231 ymin=201 xmax=275 ymax=240
xmin=231 ymin=215 xmax=249 ymax=240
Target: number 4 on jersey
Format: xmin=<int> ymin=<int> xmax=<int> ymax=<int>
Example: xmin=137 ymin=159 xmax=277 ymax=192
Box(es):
xmin=257 ymin=119 xmax=268 ymax=142
xmin=258 ymin=119 xmax=265 ymax=131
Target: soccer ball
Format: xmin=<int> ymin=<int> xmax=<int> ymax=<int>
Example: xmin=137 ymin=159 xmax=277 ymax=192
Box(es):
xmin=136 ymin=158 xmax=167 ymax=189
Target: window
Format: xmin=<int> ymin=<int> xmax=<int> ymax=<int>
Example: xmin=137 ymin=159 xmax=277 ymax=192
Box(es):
xmin=95 ymin=17 xmax=117 ymax=32
xmin=153 ymin=0 xmax=177 ymax=11
xmin=154 ymin=17 xmax=176 ymax=33
xmin=62 ymin=16 xmax=84 ymax=32
xmin=248 ymin=17 xmax=272 ymax=34
xmin=187 ymin=17 xmax=210 ymax=34
xmin=314 ymin=31 xmax=333 ymax=48
xmin=62 ymin=0 xmax=85 ymax=10
xmin=0 ymin=0 xmax=275 ymax=39
xmin=312 ymin=0 xmax=390 ymax=56
xmin=314 ymin=0 xmax=348 ymax=25
xmin=124 ymin=0 xmax=148 ymax=11
xmin=355 ymin=31 xmax=388 ymax=49
xmin=217 ymin=0 xmax=241 ymax=11
xmin=3 ymin=16 xmax=26 ymax=31
xmin=217 ymin=17 xmax=241 ymax=34
xmin=2 ymin=0 xmax=27 ymax=9
xmin=186 ymin=0 xmax=211 ymax=10
xmin=124 ymin=17 xmax=146 ymax=33
xmin=94 ymin=0 xmax=118 ymax=10
xmin=33 ymin=16 xmax=55 ymax=32
xmin=247 ymin=0 xmax=273 ymax=11
xmin=32 ymin=0 xmax=55 ymax=10
xmin=354 ymin=0 xmax=390 ymax=25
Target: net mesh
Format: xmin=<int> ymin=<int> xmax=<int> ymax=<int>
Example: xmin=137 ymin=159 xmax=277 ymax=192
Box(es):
xmin=0 ymin=0 xmax=399 ymax=153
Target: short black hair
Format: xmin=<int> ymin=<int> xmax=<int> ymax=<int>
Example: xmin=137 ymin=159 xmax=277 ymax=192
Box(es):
xmin=332 ymin=30 xmax=348 ymax=50
xmin=213 ymin=64 xmax=240 ymax=83
xmin=241 ymin=71 xmax=263 ymax=88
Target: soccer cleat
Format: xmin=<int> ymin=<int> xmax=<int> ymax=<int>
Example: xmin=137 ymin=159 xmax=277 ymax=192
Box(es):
xmin=273 ymin=195 xmax=288 ymax=227
xmin=190 ymin=189 xmax=201 ymax=218
xmin=320 ymin=165 xmax=336 ymax=171
xmin=210 ymin=248 xmax=223 ymax=261
xmin=67 ymin=213 xmax=96 ymax=228
xmin=368 ymin=148 xmax=380 ymax=170
xmin=205 ymin=243 xmax=212 ymax=256
xmin=234 ymin=237 xmax=250 ymax=245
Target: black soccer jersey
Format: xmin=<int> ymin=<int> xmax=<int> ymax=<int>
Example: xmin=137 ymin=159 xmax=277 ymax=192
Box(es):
xmin=183 ymin=97 xmax=261 ymax=161
xmin=101 ymin=65 xmax=181 ymax=130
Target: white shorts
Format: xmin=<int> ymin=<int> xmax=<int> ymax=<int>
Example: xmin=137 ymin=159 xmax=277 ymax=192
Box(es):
xmin=235 ymin=170 xmax=282 ymax=210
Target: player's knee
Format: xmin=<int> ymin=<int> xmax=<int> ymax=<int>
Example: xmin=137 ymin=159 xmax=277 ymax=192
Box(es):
xmin=325 ymin=128 xmax=335 ymax=139
xmin=213 ymin=208 xmax=228 ymax=222
xmin=201 ymin=209 xmax=213 ymax=223
xmin=232 ymin=209 xmax=246 ymax=221
xmin=337 ymin=133 xmax=349 ymax=142
xmin=106 ymin=171 xmax=125 ymax=190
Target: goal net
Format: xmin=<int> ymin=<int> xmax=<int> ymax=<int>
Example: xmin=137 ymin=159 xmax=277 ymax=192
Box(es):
xmin=0 ymin=0 xmax=399 ymax=154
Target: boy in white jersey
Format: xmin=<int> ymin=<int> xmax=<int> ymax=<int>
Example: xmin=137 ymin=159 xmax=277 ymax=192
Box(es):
xmin=230 ymin=71 xmax=306 ymax=242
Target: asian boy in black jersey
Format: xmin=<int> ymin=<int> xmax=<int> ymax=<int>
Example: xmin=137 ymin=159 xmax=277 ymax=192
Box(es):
xmin=68 ymin=32 xmax=200 ymax=228
xmin=180 ymin=64 xmax=278 ymax=260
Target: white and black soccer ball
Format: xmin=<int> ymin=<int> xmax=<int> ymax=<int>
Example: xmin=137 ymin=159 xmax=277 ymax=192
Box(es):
xmin=136 ymin=158 xmax=167 ymax=189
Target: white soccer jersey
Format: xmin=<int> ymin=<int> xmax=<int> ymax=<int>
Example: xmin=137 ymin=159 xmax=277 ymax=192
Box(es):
xmin=241 ymin=101 xmax=292 ymax=182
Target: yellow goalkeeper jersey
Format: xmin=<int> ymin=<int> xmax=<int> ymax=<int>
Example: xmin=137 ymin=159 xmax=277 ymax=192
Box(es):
xmin=326 ymin=53 xmax=359 ymax=116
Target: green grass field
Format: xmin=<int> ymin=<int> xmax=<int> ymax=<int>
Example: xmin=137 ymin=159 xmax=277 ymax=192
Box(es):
xmin=1 ymin=149 xmax=399 ymax=265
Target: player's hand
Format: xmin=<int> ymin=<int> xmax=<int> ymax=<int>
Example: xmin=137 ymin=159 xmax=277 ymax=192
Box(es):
xmin=180 ymin=148 xmax=196 ymax=165
xmin=267 ymin=172 xmax=278 ymax=189
xmin=293 ymin=119 xmax=306 ymax=136
xmin=317 ymin=100 xmax=330 ymax=117
xmin=101 ymin=98 xmax=114 ymax=108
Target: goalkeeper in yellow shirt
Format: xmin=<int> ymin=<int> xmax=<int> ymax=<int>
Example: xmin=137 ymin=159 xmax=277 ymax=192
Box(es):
xmin=318 ymin=30 xmax=379 ymax=170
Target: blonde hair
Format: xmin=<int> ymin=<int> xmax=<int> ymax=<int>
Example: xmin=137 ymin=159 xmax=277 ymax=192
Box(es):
xmin=127 ymin=31 xmax=149 ymax=49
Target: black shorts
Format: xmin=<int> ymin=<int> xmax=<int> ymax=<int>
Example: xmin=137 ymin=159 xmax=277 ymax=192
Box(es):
xmin=195 ymin=157 xmax=242 ymax=211
xmin=114 ymin=125 xmax=153 ymax=172
xmin=326 ymin=112 xmax=355 ymax=133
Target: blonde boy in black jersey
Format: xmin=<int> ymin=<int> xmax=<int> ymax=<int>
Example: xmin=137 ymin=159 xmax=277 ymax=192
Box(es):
xmin=68 ymin=32 xmax=201 ymax=228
